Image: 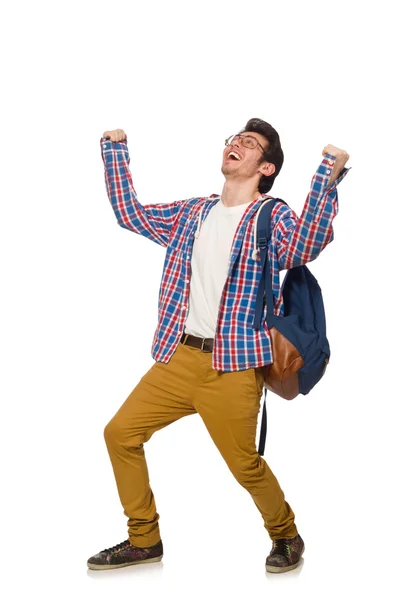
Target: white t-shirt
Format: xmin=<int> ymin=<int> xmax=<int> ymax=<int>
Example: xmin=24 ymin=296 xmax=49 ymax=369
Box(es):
xmin=184 ymin=199 xmax=254 ymax=339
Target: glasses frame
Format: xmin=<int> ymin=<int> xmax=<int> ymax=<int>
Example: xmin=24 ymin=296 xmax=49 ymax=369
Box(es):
xmin=224 ymin=133 xmax=265 ymax=153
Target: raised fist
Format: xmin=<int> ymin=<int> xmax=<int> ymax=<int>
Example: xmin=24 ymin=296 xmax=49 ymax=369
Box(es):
xmin=322 ymin=144 xmax=350 ymax=186
xmin=102 ymin=129 xmax=127 ymax=142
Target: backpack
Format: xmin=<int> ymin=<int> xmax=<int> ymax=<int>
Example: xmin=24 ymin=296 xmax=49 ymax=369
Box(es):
xmin=253 ymin=198 xmax=331 ymax=455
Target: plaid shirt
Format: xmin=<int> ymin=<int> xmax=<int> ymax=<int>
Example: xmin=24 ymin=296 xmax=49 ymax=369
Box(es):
xmin=100 ymin=136 xmax=350 ymax=372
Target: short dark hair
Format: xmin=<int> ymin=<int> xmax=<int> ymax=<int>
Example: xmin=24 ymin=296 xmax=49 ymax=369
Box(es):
xmin=239 ymin=118 xmax=284 ymax=193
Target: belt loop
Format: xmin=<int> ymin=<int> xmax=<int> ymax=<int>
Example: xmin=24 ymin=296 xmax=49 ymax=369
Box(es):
xmin=201 ymin=337 xmax=213 ymax=352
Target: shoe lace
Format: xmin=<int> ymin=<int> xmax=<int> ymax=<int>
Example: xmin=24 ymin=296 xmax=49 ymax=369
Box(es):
xmin=272 ymin=539 xmax=291 ymax=557
xmin=101 ymin=540 xmax=131 ymax=554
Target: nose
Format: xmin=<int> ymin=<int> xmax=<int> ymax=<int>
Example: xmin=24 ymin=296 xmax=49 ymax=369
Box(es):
xmin=231 ymin=136 xmax=241 ymax=147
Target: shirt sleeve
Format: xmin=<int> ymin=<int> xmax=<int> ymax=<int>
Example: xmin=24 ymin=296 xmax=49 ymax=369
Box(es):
xmin=273 ymin=152 xmax=351 ymax=270
xmin=100 ymin=136 xmax=189 ymax=248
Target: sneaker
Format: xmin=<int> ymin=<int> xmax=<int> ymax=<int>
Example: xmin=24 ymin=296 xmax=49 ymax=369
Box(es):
xmin=265 ymin=533 xmax=305 ymax=573
xmin=87 ymin=539 xmax=163 ymax=570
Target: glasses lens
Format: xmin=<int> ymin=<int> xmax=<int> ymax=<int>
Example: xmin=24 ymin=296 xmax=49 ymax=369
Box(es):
xmin=241 ymin=136 xmax=257 ymax=149
xmin=225 ymin=134 xmax=259 ymax=149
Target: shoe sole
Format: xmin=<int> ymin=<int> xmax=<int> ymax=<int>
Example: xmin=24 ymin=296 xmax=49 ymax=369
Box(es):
xmin=265 ymin=544 xmax=305 ymax=573
xmin=87 ymin=555 xmax=163 ymax=570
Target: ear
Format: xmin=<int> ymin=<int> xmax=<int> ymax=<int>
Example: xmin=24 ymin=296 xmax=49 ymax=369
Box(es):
xmin=258 ymin=162 xmax=276 ymax=177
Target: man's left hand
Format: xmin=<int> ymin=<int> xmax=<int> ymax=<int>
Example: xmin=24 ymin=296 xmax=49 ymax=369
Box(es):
xmin=322 ymin=144 xmax=350 ymax=188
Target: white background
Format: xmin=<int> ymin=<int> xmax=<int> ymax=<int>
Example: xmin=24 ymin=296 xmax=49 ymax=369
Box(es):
xmin=1 ymin=0 xmax=396 ymax=598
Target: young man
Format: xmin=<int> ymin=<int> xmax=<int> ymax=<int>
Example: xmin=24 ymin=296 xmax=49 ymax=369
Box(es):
xmin=87 ymin=119 xmax=350 ymax=573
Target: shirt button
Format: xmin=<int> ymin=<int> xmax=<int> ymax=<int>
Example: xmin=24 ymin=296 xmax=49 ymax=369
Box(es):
xmin=103 ymin=144 xmax=107 ymax=148
xmin=182 ymin=305 xmax=186 ymax=310
xmin=328 ymin=159 xmax=334 ymax=165
xmin=326 ymin=169 xmax=331 ymax=175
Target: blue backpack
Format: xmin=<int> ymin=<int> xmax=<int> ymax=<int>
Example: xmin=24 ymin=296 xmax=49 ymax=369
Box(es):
xmin=254 ymin=198 xmax=330 ymax=455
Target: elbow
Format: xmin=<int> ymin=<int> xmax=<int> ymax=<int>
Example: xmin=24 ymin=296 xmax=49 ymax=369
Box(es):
xmin=281 ymin=237 xmax=334 ymax=269
xmin=117 ymin=217 xmax=134 ymax=232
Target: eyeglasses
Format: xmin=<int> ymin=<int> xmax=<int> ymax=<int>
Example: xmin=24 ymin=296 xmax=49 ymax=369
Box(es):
xmin=225 ymin=134 xmax=265 ymax=153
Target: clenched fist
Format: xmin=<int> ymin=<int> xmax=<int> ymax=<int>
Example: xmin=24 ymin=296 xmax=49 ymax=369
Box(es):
xmin=322 ymin=144 xmax=350 ymax=187
xmin=102 ymin=129 xmax=127 ymax=142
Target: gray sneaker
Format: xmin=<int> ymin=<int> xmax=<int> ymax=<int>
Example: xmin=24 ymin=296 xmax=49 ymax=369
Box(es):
xmin=266 ymin=533 xmax=305 ymax=573
xmin=87 ymin=539 xmax=163 ymax=570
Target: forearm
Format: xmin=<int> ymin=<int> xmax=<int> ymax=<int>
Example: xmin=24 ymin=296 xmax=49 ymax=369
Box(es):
xmin=276 ymin=153 xmax=350 ymax=269
xmin=100 ymin=137 xmax=187 ymax=247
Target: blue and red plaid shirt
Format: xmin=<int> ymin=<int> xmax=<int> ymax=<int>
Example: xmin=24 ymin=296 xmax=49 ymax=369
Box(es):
xmin=100 ymin=136 xmax=350 ymax=372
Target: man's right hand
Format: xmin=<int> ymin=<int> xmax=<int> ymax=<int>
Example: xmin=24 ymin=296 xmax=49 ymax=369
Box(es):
xmin=102 ymin=128 xmax=127 ymax=142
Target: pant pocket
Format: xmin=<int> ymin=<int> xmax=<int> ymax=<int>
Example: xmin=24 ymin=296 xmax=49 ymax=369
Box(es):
xmin=254 ymin=367 xmax=265 ymax=396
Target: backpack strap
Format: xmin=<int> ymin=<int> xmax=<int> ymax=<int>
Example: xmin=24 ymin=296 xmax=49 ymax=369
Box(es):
xmin=253 ymin=198 xmax=287 ymax=330
xmin=253 ymin=197 xmax=287 ymax=456
xmin=258 ymin=388 xmax=268 ymax=456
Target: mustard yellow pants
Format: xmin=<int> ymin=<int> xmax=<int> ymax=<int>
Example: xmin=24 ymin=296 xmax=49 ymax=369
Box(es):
xmin=104 ymin=338 xmax=298 ymax=548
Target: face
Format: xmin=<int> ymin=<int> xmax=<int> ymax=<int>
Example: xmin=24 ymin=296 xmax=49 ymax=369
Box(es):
xmin=221 ymin=131 xmax=274 ymax=182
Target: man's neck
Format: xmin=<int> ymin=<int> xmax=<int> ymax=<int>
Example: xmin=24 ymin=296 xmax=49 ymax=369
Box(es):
xmin=220 ymin=179 xmax=261 ymax=207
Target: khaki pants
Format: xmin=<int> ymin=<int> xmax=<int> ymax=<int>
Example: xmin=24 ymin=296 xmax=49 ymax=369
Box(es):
xmin=104 ymin=338 xmax=298 ymax=548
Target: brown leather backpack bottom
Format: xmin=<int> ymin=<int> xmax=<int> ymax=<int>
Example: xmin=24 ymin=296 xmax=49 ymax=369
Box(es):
xmin=262 ymin=327 xmax=304 ymax=400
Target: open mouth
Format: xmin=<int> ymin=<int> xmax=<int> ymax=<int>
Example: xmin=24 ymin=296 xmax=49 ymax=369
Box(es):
xmin=227 ymin=151 xmax=241 ymax=161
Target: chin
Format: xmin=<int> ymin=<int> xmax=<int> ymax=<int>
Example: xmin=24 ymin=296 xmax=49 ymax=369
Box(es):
xmin=221 ymin=163 xmax=235 ymax=176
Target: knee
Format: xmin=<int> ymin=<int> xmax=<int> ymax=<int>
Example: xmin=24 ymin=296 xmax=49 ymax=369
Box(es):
xmin=104 ymin=418 xmax=122 ymax=447
xmin=104 ymin=417 xmax=144 ymax=450
xmin=231 ymin=455 xmax=263 ymax=488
